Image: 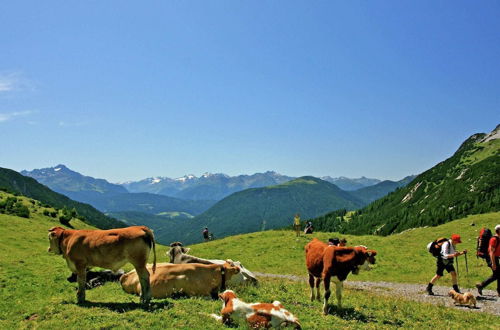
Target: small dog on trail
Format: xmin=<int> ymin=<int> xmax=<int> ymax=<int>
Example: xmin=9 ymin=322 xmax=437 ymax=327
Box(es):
xmin=211 ymin=289 xmax=301 ymax=329
xmin=448 ymin=290 xmax=477 ymax=308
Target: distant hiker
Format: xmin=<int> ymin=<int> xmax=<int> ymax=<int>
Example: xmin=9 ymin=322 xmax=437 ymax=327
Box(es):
xmin=426 ymin=234 xmax=467 ymax=295
xmin=328 ymin=238 xmax=340 ymax=246
xmin=476 ymin=224 xmax=500 ymax=297
xmin=304 ymin=221 xmax=314 ymax=234
xmin=202 ymin=227 xmax=210 ymax=242
xmin=339 ymin=238 xmax=347 ymax=247
xmin=293 ymin=214 xmax=301 ymax=237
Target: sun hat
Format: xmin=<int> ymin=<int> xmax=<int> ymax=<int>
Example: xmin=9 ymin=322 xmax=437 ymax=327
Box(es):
xmin=451 ymin=234 xmax=462 ymax=243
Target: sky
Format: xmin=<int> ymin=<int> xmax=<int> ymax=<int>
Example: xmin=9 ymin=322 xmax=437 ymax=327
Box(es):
xmin=1 ymin=1 xmax=499 ymax=183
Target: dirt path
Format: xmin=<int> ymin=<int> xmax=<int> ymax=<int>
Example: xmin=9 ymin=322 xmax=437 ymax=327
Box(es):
xmin=254 ymin=272 xmax=500 ymax=316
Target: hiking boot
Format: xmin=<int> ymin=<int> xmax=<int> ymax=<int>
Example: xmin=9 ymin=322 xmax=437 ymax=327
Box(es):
xmin=426 ymin=284 xmax=434 ymax=296
xmin=452 ymin=285 xmax=461 ymax=294
xmin=476 ymin=283 xmax=483 ymax=296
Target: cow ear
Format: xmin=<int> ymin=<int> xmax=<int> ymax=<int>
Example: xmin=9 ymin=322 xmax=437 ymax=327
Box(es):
xmin=367 ymin=250 xmax=377 ymax=257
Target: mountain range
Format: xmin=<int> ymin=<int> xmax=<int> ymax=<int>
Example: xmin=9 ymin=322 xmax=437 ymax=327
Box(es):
xmin=19 ymin=164 xmax=414 ymax=244
xmin=21 ymin=165 xmax=215 ymax=218
xmin=122 ymin=172 xmax=385 ymax=200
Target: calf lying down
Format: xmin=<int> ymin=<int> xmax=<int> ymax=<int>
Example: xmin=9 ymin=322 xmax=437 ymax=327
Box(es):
xmin=211 ymin=290 xmax=301 ymax=329
xmin=120 ymin=262 xmax=240 ymax=299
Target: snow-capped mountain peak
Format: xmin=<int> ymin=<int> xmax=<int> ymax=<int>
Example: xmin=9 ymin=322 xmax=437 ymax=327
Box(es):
xmin=175 ymin=174 xmax=197 ymax=182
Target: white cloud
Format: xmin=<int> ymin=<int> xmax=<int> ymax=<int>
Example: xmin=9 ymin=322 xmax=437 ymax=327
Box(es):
xmin=0 ymin=110 xmax=35 ymax=123
xmin=0 ymin=72 xmax=33 ymax=93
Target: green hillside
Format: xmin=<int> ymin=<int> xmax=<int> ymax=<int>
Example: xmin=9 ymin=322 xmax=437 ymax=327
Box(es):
xmin=323 ymin=129 xmax=500 ymax=236
xmin=171 ymin=176 xmax=364 ymax=244
xmin=0 ymin=196 xmax=498 ymax=328
xmin=0 ymin=167 xmax=125 ymax=229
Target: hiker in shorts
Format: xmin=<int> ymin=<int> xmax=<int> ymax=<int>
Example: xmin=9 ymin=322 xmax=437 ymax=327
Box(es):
xmin=476 ymin=224 xmax=500 ymax=297
xmin=293 ymin=214 xmax=301 ymax=237
xmin=426 ymin=234 xmax=467 ymax=295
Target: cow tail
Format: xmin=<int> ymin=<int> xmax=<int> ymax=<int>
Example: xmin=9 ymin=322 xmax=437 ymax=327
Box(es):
xmin=143 ymin=227 xmax=157 ymax=273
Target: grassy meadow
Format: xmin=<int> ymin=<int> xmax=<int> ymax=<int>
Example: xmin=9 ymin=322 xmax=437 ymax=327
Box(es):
xmin=194 ymin=212 xmax=500 ymax=288
xmin=0 ymin=195 xmax=499 ymax=329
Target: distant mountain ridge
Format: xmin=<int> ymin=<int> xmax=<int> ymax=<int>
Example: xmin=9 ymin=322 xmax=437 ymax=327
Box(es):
xmin=122 ymin=171 xmax=295 ymax=201
xmin=21 ymin=165 xmax=216 ymax=217
xmin=321 ymin=176 xmax=381 ymax=191
xmin=0 ymin=167 xmax=125 ymax=229
xmin=123 ymin=172 xmax=383 ymax=200
xmin=21 ymin=164 xmax=128 ymax=197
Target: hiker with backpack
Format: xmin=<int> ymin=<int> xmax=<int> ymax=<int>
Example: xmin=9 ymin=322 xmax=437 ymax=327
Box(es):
xmin=476 ymin=224 xmax=500 ymax=297
xmin=426 ymin=234 xmax=467 ymax=295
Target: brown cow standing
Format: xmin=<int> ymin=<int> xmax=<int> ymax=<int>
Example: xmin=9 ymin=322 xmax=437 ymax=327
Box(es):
xmin=305 ymin=238 xmax=376 ymax=314
xmin=48 ymin=226 xmax=156 ymax=304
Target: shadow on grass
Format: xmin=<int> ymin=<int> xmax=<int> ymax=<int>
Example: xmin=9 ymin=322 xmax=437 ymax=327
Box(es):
xmin=326 ymin=305 xmax=374 ymax=323
xmin=63 ymin=300 xmax=173 ymax=313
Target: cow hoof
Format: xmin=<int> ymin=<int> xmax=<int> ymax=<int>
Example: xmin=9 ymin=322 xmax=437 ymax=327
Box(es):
xmin=323 ymin=307 xmax=329 ymax=315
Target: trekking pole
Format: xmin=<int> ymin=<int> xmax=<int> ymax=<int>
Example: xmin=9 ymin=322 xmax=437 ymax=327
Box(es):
xmin=464 ymin=252 xmax=469 ymax=275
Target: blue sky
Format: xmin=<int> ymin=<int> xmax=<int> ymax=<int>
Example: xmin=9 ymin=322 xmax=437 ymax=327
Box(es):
xmin=1 ymin=1 xmax=499 ymax=183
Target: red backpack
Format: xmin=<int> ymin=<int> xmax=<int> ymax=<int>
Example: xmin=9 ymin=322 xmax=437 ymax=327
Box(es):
xmin=477 ymin=228 xmax=492 ymax=259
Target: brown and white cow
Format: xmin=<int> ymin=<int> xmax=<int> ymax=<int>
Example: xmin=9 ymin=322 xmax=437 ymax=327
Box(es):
xmin=305 ymin=238 xmax=377 ymax=314
xmin=47 ymin=226 xmax=156 ymax=304
xmin=120 ymin=262 xmax=240 ymax=299
xmin=211 ymin=289 xmax=302 ymax=329
xmin=168 ymin=242 xmax=258 ymax=286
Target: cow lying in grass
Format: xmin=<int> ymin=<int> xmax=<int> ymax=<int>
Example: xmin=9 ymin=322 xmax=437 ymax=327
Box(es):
xmin=305 ymin=238 xmax=377 ymax=314
xmin=168 ymin=242 xmax=258 ymax=286
xmin=211 ymin=290 xmax=301 ymax=329
xmin=48 ymin=226 xmax=156 ymax=304
xmin=120 ymin=262 xmax=240 ymax=299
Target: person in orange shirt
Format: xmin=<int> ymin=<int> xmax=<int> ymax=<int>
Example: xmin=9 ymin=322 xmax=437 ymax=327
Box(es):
xmin=476 ymin=224 xmax=500 ymax=296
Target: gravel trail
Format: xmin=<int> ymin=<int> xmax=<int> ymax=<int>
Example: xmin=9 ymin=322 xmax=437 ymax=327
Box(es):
xmin=254 ymin=272 xmax=500 ymax=316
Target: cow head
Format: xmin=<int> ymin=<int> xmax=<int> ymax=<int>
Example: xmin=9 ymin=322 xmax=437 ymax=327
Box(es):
xmin=167 ymin=242 xmax=190 ymax=263
xmin=223 ymin=261 xmax=241 ymax=280
xmin=47 ymin=227 xmax=65 ymax=255
xmin=218 ymin=289 xmax=238 ymax=306
xmin=353 ymin=246 xmax=377 ymax=274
